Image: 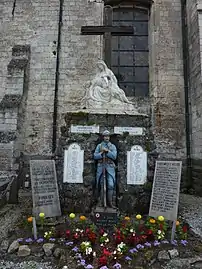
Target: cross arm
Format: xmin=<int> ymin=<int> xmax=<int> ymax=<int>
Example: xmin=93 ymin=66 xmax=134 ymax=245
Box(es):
xmin=81 ymin=26 xmax=134 ymax=36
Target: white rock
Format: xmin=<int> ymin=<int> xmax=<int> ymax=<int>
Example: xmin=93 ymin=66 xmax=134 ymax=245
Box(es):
xmin=43 ymin=243 xmax=55 ymax=257
xmin=17 ymin=245 xmax=31 ymax=257
xmin=168 ymin=249 xmax=179 ymax=259
xmin=158 ymin=250 xmax=170 ymax=261
xmin=7 ymin=240 xmax=19 ymax=254
xmin=0 ymin=240 xmax=9 ymax=252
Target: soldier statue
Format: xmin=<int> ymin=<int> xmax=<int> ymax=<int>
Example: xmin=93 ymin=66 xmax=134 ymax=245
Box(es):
xmin=94 ymin=130 xmax=117 ymax=208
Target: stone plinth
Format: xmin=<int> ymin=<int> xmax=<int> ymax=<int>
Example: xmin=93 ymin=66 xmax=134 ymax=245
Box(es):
xmin=56 ymin=111 xmax=157 ymax=214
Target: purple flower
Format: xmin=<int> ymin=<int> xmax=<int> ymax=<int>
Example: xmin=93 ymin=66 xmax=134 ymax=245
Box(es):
xmin=171 ymin=240 xmax=178 ymax=246
xmin=129 ymin=248 xmax=138 ymax=254
xmin=25 ymin=238 xmax=33 ymax=243
xmin=100 ymin=267 xmax=108 ymax=269
xmin=65 ymin=241 xmax=74 ymax=246
xmin=86 ymin=265 xmax=94 ymax=269
xmin=36 ymin=238 xmax=44 ymax=243
xmin=153 ymin=240 xmax=160 ymax=247
xmin=136 ymin=244 xmax=144 ymax=249
xmin=72 ymin=246 xmax=79 ymax=252
xmin=79 ymin=259 xmax=86 ymax=266
xmin=144 ymin=242 xmax=151 ymax=247
xmin=113 ymin=263 xmax=121 ymax=269
xmin=180 ymin=240 xmax=188 ymax=246
xmin=125 ymin=256 xmax=132 ymax=261
xmin=17 ymin=238 xmax=23 ymax=243
xmin=49 ymin=238 xmax=56 ymax=242
xmin=75 ymin=253 xmax=82 ymax=259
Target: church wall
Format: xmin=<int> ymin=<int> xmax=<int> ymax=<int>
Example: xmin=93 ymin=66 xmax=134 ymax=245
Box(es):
xmin=0 ymin=0 xmax=60 ymax=156
xmin=187 ymin=0 xmax=202 ymax=194
xmin=149 ymin=0 xmax=186 ymax=161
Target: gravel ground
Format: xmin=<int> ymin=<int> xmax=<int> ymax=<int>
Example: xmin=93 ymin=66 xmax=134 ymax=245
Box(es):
xmin=0 ymin=261 xmax=57 ymax=269
xmin=179 ymin=194 xmax=202 ymax=238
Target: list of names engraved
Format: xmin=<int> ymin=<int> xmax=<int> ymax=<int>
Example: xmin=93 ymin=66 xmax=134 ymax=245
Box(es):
xmin=149 ymin=161 xmax=182 ymax=221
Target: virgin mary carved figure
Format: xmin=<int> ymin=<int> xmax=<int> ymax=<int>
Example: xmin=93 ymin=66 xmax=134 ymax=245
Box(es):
xmin=82 ymin=60 xmax=136 ymax=111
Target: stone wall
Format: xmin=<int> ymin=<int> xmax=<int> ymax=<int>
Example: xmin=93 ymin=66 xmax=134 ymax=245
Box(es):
xmin=0 ymin=1 xmax=189 ymax=192
xmin=149 ymin=0 xmax=186 ymax=160
xmin=187 ymin=0 xmax=202 ymax=194
xmin=56 ymin=112 xmax=156 ymax=214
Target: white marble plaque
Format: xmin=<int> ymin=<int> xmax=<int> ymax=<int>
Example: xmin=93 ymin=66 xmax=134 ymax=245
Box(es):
xmin=149 ymin=161 xmax=182 ymax=221
xmin=114 ymin=126 xmax=144 ymax=135
xmin=127 ymin=145 xmax=147 ymax=185
xmin=70 ymin=125 xmax=99 ymax=134
xmin=63 ymin=143 xmax=84 ymax=183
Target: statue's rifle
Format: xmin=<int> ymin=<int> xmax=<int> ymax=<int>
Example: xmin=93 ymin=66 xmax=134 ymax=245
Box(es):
xmin=102 ymin=149 xmax=107 ymax=209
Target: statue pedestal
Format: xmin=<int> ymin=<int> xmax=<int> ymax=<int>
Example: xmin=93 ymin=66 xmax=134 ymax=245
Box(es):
xmin=92 ymin=206 xmax=119 ymax=231
xmin=56 ymin=111 xmax=156 ymax=214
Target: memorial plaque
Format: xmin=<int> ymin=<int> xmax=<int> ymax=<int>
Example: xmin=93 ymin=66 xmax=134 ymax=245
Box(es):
xmin=94 ymin=208 xmax=118 ymax=230
xmin=63 ymin=143 xmax=84 ymax=183
xmin=70 ymin=125 xmax=99 ymax=134
xmin=30 ymin=160 xmax=61 ymax=218
xmin=149 ymin=161 xmax=182 ymax=221
xmin=114 ymin=126 xmax=144 ymax=135
xmin=127 ymin=145 xmax=147 ymax=185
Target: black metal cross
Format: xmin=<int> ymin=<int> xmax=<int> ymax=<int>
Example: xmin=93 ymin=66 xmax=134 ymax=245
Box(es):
xmin=81 ymin=5 xmax=134 ymax=69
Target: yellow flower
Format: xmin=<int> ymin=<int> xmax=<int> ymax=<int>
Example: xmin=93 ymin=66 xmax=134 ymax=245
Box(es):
xmin=124 ymin=216 xmax=130 ymax=221
xmin=39 ymin=212 xmax=45 ymax=218
xmin=136 ymin=214 xmax=142 ymax=220
xmin=158 ymin=216 xmax=164 ymax=222
xmin=69 ymin=213 xmax=76 ymax=219
xmin=149 ymin=218 xmax=156 ymax=224
xmin=27 ymin=217 xmax=33 ymax=223
xmin=80 ymin=215 xmax=87 ymax=221
xmin=176 ymin=220 xmax=180 ymax=226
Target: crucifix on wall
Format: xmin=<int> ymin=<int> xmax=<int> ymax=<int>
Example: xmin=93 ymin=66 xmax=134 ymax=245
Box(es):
xmin=81 ymin=5 xmax=134 ymax=69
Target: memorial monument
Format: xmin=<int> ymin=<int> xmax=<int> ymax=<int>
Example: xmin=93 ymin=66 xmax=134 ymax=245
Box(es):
xmin=57 ymin=60 xmax=155 ymax=218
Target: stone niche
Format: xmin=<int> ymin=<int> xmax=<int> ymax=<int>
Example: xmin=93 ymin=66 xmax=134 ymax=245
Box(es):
xmin=55 ymin=111 xmax=157 ymax=214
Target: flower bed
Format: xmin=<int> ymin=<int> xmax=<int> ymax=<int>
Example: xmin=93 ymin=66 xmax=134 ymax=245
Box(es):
xmin=11 ymin=213 xmax=191 ymax=269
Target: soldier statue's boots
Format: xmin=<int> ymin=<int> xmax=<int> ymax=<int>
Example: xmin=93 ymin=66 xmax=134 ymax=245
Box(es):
xmin=107 ymin=190 xmax=116 ymax=209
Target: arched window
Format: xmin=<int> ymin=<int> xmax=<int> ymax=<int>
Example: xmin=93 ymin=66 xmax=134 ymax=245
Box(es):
xmin=111 ymin=6 xmax=149 ymax=97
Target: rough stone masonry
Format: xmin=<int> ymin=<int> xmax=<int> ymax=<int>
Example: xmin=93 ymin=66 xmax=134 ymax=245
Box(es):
xmin=0 ymin=0 xmax=201 ymax=194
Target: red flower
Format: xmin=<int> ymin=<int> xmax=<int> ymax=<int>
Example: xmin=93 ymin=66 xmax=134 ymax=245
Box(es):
xmin=87 ymin=232 xmax=96 ymax=243
xmin=73 ymin=233 xmax=79 ymax=239
xmin=147 ymin=229 xmax=153 ymax=235
xmin=65 ymin=230 xmax=71 ymax=238
xmin=159 ymin=224 xmax=163 ymax=230
xmin=103 ymin=248 xmax=111 ymax=256
xmin=182 ymin=226 xmax=188 ymax=233
xmin=99 ymin=255 xmax=107 ymax=266
xmin=85 ymin=228 xmax=90 ymax=234
xmin=100 ymin=229 xmax=105 ymax=235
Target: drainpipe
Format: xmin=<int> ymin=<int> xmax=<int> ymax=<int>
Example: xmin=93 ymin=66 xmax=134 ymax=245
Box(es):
xmin=52 ymin=0 xmax=64 ymax=154
xmin=181 ymin=0 xmax=192 ymax=189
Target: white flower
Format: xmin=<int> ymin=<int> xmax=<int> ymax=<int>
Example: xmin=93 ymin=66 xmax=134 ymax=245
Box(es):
xmin=96 ymin=213 xmax=100 ymax=218
xmin=117 ymin=247 xmax=121 ymax=252
xmin=93 ymin=251 xmax=96 ymax=257
xmin=105 ymin=238 xmax=109 ymax=243
xmin=157 ymin=230 xmax=161 ymax=234
xmin=62 ymin=266 xmax=68 ymax=269
xmin=86 ymin=247 xmax=92 ymax=255
xmin=100 ymin=243 xmax=104 ymax=247
xmin=113 ymin=250 xmax=117 ymax=254
xmin=103 ymin=233 xmax=108 ymax=237
xmin=130 ymin=229 xmax=134 ymax=233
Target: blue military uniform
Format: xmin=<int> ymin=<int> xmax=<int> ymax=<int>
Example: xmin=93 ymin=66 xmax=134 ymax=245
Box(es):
xmin=94 ymin=131 xmax=117 ymax=207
